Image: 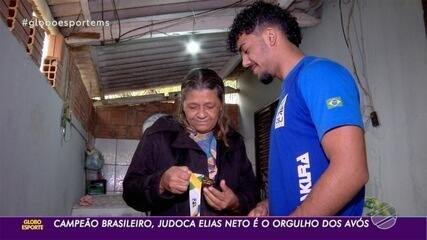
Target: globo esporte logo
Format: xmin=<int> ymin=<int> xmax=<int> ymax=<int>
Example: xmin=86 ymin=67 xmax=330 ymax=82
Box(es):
xmin=21 ymin=219 xmax=44 ymax=230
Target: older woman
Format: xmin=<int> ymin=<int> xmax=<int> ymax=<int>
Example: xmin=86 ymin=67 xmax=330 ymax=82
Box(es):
xmin=123 ymin=68 xmax=258 ymax=216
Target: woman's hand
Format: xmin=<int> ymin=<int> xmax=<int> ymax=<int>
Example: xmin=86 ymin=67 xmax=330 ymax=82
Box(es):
xmin=203 ymin=180 xmax=239 ymax=211
xmin=159 ymin=166 xmax=192 ymax=194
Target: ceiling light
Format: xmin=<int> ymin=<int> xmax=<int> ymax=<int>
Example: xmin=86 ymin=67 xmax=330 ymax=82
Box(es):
xmin=186 ymin=40 xmax=200 ymax=55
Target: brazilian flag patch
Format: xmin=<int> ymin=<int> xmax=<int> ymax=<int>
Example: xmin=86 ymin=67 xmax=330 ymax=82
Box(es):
xmin=326 ymin=97 xmax=343 ymax=109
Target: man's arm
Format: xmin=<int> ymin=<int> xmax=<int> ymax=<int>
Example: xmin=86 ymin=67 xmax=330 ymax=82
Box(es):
xmin=290 ymin=125 xmax=368 ymax=216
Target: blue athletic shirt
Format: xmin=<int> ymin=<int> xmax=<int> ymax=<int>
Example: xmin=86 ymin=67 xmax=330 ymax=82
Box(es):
xmin=268 ymin=56 xmax=365 ymax=216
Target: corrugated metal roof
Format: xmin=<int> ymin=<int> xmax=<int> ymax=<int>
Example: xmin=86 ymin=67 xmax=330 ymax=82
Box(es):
xmin=44 ymin=0 xmax=320 ymax=104
xmin=95 ymin=31 xmax=233 ymax=94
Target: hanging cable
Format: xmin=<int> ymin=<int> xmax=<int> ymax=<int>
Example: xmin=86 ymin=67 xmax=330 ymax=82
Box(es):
xmin=65 ymin=9 xmax=82 ymax=38
xmin=118 ymin=0 xmax=246 ymax=41
xmin=339 ymin=0 xmax=367 ymax=96
xmin=112 ymin=0 xmax=121 ymax=42
xmin=192 ymin=7 xmax=196 ymax=34
xmin=351 ymin=0 xmax=373 ymax=115
xmin=101 ymin=0 xmax=105 ymax=45
xmin=109 ymin=19 xmax=114 ymax=42
xmin=339 ymin=0 xmax=379 ymax=127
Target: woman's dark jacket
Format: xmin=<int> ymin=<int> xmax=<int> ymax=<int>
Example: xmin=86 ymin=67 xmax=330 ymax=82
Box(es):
xmin=123 ymin=116 xmax=258 ymax=216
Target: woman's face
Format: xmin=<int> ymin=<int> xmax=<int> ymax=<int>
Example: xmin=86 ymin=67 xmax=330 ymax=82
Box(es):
xmin=183 ymin=89 xmax=222 ymax=134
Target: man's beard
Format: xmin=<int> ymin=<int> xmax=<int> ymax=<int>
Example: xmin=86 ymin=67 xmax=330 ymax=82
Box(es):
xmin=259 ymin=73 xmax=274 ymax=85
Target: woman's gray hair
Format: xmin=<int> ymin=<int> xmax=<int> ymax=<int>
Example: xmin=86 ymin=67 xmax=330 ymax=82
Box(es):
xmin=177 ymin=68 xmax=229 ymax=146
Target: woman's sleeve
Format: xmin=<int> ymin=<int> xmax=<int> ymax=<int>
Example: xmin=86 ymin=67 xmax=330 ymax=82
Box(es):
xmin=122 ymin=134 xmax=175 ymax=212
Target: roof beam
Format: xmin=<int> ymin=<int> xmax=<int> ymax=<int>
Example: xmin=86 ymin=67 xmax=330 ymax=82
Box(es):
xmin=99 ymin=61 xmax=225 ymax=81
xmin=64 ymin=8 xmax=239 ymax=46
xmin=79 ymin=0 xmax=91 ymax=20
xmin=47 ymin=0 xmax=80 ymax=5
xmin=96 ymin=32 xmax=228 ymax=54
xmin=30 ymin=0 xmax=61 ymax=35
xmin=102 ymin=78 xmax=185 ymax=93
xmin=93 ymin=93 xmax=167 ymax=107
xmin=70 ymin=46 xmax=103 ymax=98
xmin=100 ymin=56 xmax=231 ymax=76
xmin=219 ymin=55 xmax=241 ymax=79
xmin=98 ymin=52 xmax=233 ymax=71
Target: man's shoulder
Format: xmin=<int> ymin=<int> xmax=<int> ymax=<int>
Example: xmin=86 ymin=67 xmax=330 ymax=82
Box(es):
xmin=302 ymin=56 xmax=346 ymax=73
xmin=298 ymin=56 xmax=354 ymax=89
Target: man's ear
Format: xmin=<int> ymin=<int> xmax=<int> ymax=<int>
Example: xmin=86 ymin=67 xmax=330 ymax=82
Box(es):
xmin=262 ymin=27 xmax=277 ymax=47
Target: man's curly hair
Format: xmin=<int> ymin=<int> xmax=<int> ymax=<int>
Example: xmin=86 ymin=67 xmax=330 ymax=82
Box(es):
xmin=227 ymin=1 xmax=302 ymax=53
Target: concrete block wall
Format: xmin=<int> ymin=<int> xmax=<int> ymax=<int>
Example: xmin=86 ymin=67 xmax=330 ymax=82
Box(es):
xmin=0 ymin=0 xmax=44 ymax=67
xmin=0 ymin=20 xmax=86 ymax=215
xmin=41 ymin=35 xmax=65 ymax=88
xmin=42 ymin=58 xmax=59 ymax=86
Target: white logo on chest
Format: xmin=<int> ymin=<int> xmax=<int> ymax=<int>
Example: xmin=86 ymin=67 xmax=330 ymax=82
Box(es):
xmin=274 ymin=94 xmax=288 ymax=129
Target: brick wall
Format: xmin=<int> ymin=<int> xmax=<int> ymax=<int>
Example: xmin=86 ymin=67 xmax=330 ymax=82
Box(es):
xmin=68 ymin=54 xmax=96 ymax=134
xmin=94 ymin=103 xmax=240 ymax=139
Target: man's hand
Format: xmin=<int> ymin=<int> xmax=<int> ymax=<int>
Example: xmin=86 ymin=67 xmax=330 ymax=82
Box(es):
xmin=159 ymin=166 xmax=192 ymax=194
xmin=203 ymin=180 xmax=239 ymax=211
xmin=248 ymin=200 xmax=269 ymax=217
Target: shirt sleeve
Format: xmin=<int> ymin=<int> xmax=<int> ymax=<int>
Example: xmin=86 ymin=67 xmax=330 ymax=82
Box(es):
xmin=298 ymin=59 xmax=364 ymax=140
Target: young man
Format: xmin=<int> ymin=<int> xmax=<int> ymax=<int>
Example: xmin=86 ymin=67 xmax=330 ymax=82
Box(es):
xmin=227 ymin=1 xmax=368 ymax=216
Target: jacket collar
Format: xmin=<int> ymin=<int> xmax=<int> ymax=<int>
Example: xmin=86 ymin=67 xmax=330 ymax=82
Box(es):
xmin=171 ymin=130 xmax=201 ymax=151
xmin=146 ymin=115 xmax=234 ymax=154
